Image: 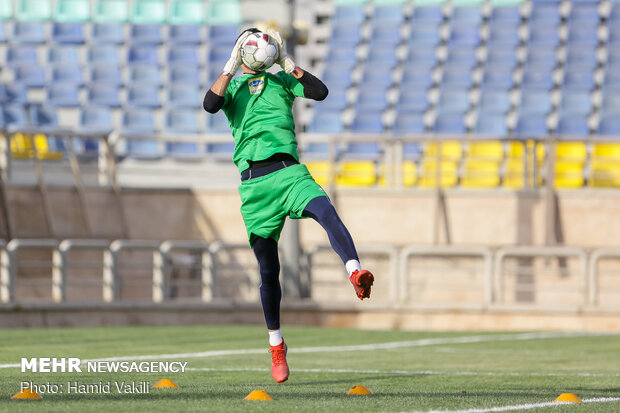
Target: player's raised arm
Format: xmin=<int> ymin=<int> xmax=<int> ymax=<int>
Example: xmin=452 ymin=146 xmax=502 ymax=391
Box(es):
xmin=268 ymin=30 xmax=329 ymax=101
xmin=203 ymin=30 xmax=252 ymax=113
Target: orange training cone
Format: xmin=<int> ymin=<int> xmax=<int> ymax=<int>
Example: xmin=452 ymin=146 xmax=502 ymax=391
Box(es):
xmin=554 ymin=393 xmax=582 ymax=403
xmin=11 ymin=389 xmax=42 ymax=400
xmin=244 ymin=390 xmax=273 ymax=400
xmin=153 ymin=379 xmax=178 ymax=388
xmin=347 ymin=385 xmax=372 ymax=395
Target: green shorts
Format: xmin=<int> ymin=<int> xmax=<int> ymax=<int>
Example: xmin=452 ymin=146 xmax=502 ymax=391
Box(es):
xmin=238 ymin=163 xmax=327 ymax=246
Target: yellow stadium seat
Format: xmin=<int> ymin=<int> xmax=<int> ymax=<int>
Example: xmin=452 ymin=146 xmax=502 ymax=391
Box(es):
xmin=306 ymin=161 xmax=332 ymax=187
xmin=335 ymin=161 xmax=377 ymax=187
xmin=554 ymin=142 xmax=586 ymax=188
xmin=462 ymin=141 xmax=503 ymax=188
xmin=378 ymin=161 xmax=417 ymax=187
xmin=504 ymin=141 xmax=543 ymax=189
xmin=590 ymin=143 xmax=620 ymax=187
xmin=10 ymin=133 xmax=64 ymax=160
xmin=419 ymin=141 xmax=461 ymax=188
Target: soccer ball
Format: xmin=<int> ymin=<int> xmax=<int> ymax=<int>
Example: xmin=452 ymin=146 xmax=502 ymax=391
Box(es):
xmin=241 ymin=32 xmax=279 ymax=72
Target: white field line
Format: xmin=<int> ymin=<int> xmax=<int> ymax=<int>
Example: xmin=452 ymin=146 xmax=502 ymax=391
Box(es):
xmin=395 ymin=397 xmax=620 ymax=413
xmin=185 ymin=367 xmax=620 ymax=377
xmin=0 ymin=331 xmax=613 ymax=369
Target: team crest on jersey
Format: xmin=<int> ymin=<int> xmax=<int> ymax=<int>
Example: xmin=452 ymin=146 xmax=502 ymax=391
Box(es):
xmin=248 ymin=77 xmax=265 ymax=95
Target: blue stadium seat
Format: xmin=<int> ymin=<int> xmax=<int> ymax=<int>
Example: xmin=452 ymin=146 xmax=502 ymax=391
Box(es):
xmin=14 ymin=65 xmax=46 ymax=88
xmin=481 ymin=69 xmax=514 ymax=90
xmin=444 ymin=49 xmax=478 ymax=67
xmin=521 ymin=70 xmax=555 ymax=90
xmin=0 ymin=84 xmax=28 ymax=105
xmin=437 ymin=90 xmax=470 ymax=114
xmin=29 ymin=105 xmax=57 ymax=126
xmin=558 ymin=90 xmax=592 ymax=115
xmin=603 ymin=71 xmax=620 ymax=90
xmin=601 ymin=93 xmax=620 ymax=114
xmin=342 ymin=142 xmax=382 ymax=160
xmin=487 ymin=28 xmax=520 ymax=49
xmin=448 ymin=27 xmax=480 ymax=46
xmin=401 ymin=69 xmax=434 ymax=89
xmin=488 ymin=6 xmax=521 ymax=24
xmin=566 ymin=28 xmax=599 ymax=48
xmin=169 ymin=66 xmax=201 ymax=85
xmin=128 ymin=65 xmax=161 ymax=86
xmin=479 ymin=90 xmax=511 ymax=114
xmin=2 ymin=105 xmax=29 ymax=131
xmin=89 ymin=66 xmax=122 ymax=87
xmin=361 ymin=64 xmax=394 ymax=87
xmin=562 ymin=71 xmax=595 ymax=91
xmin=568 ymin=5 xmax=600 ymax=24
xmin=410 ymin=6 xmax=443 ymax=25
xmin=565 ymin=49 xmax=598 ymax=71
xmin=13 ymin=21 xmax=45 ymax=44
xmin=122 ymin=110 xmax=159 ymax=159
xmin=168 ymin=84 xmax=201 ymax=109
xmin=525 ymin=49 xmax=557 ymax=70
xmin=169 ymin=25 xmax=202 ymax=45
xmin=50 ymin=66 xmax=84 ymax=86
xmin=205 ymin=110 xmax=230 ymax=133
xmin=167 ymin=46 xmax=199 ymax=67
xmin=165 ymin=109 xmax=200 ymax=134
xmin=529 ymin=5 xmax=561 ymax=26
xmin=527 ymin=27 xmax=560 ymax=48
xmin=433 ymin=113 xmax=467 ymax=134
xmin=474 ymin=113 xmax=508 ymax=135
xmin=368 ymin=24 xmax=401 ymax=47
xmin=441 ymin=67 xmax=473 ymax=88
xmin=0 ymin=22 xmax=7 ymax=43
xmin=598 ymin=115 xmax=620 ymax=136
xmin=126 ymin=84 xmax=161 ymax=108
xmin=355 ymin=89 xmax=389 ymax=111
xmin=91 ymin=23 xmax=124 ymax=44
xmin=408 ymin=26 xmax=441 ymax=46
xmin=556 ymin=115 xmax=590 ymax=136
xmin=47 ymin=83 xmax=80 ymax=107
xmin=128 ymin=46 xmax=159 ymax=66
xmin=513 ymin=115 xmax=548 ymax=137
xmin=88 ymin=45 xmax=120 ymax=66
xmin=318 ymin=89 xmax=348 ymax=111
xmin=207 ymin=25 xmax=239 ymax=44
xmin=48 ymin=46 xmax=80 ymax=66
xmin=332 ymin=4 xmax=366 ymax=26
xmin=372 ymin=4 xmax=404 ymax=24
xmin=519 ymin=89 xmax=552 ymax=114
xmin=306 ymin=112 xmax=344 ymax=133
xmin=78 ymin=106 xmax=113 ymax=134
xmin=392 ymin=113 xmax=426 ymax=135
xmin=52 ymin=22 xmax=84 ymax=44
xmin=87 ymin=84 xmax=121 ymax=108
xmin=404 ymin=49 xmax=438 ymax=70
xmin=452 ymin=6 xmax=483 ymax=25
xmin=130 ymin=24 xmax=162 ymax=45
xmin=207 ymin=46 xmax=230 ymax=66
xmin=397 ymin=91 xmax=429 ymax=113
xmin=330 ymin=25 xmax=363 ymax=47
xmin=350 ymin=112 xmax=384 ymax=133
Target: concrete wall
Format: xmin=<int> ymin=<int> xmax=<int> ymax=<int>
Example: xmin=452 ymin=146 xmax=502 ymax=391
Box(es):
xmin=2 ymin=186 xmax=620 ymax=248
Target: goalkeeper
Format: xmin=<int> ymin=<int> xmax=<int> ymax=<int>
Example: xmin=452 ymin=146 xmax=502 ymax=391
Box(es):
xmin=203 ymin=28 xmax=374 ymax=384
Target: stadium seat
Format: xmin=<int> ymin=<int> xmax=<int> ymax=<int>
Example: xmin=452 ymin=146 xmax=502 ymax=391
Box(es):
xmin=168 ymin=85 xmax=201 ymax=109
xmin=392 ymin=113 xmax=427 ymax=135
xmin=305 ymin=161 xmax=333 ymax=186
xmin=441 ymin=67 xmax=474 ymax=88
xmin=318 ymin=89 xmax=348 ymax=112
xmin=481 ymin=69 xmax=514 ymax=90
xmin=3 ymin=105 xmax=29 ymax=131
xmin=122 ymin=109 xmax=160 ymax=160
xmin=207 ymin=25 xmax=239 ymax=44
xmin=93 ymin=0 xmax=127 ymax=23
xmin=87 ymin=84 xmax=121 ymax=108
xmin=131 ymin=0 xmax=166 ymax=24
xmin=128 ymin=46 xmax=159 ymax=66
xmin=410 ymin=5 xmax=443 ymax=25
xmin=0 ymin=84 xmax=28 ymax=105
xmin=89 ymin=66 xmax=122 ymax=87
xmin=0 ymin=22 xmax=6 ymax=43
xmin=169 ymin=66 xmax=201 ymax=85
xmin=50 ymin=66 xmax=84 ymax=86
xmin=408 ymin=26 xmax=441 ymax=47
xmin=332 ymin=4 xmax=366 ymax=26
xmin=397 ymin=91 xmax=430 ymax=113
xmin=48 ymin=46 xmax=80 ymax=66
xmin=165 ymin=111 xmax=201 ymax=159
xmin=350 ymin=113 xmax=385 ymax=133
xmin=14 ymin=65 xmax=46 ymax=88
xmin=130 ymin=24 xmax=163 ymax=44
xmin=558 ymin=91 xmax=592 ymax=115
xmin=54 ymin=0 xmax=90 ymax=22
xmin=556 ymin=116 xmax=590 ymax=137
xmin=373 ymin=4 xmax=405 ymax=24
xmin=553 ymin=142 xmax=587 ymax=188
xmin=169 ymin=0 xmax=205 ymax=25
xmin=598 ymin=116 xmax=620 ymax=137
xmin=513 ymin=115 xmax=548 ymax=137
xmin=437 ymin=90 xmax=471 ymax=114
xmin=167 ymin=47 xmax=199 ymax=67
xmin=307 ymin=112 xmax=344 ymax=134
xmin=479 ymin=90 xmax=511 ymax=114
xmin=16 ymin=0 xmax=51 ymax=21
xmin=461 ymin=141 xmax=503 ymax=188
xmin=126 ymin=84 xmax=161 ymax=108
xmin=169 ymin=24 xmax=202 ymax=45
xmin=205 ymin=0 xmax=242 ymax=25
xmin=129 ymin=65 xmax=161 ymax=86
xmin=47 ymin=83 xmax=81 ymax=107
xmin=91 ymin=23 xmax=124 ymax=44
xmin=13 ymin=21 xmax=45 ymax=44
xmin=29 ymin=105 xmax=65 ymax=159
xmin=78 ymin=106 xmax=113 ymax=135
xmin=590 ymin=143 xmax=620 ymax=187
xmin=52 ymin=22 xmax=85 ymax=44
xmin=88 ymin=45 xmax=120 ymax=66
xmin=562 ymin=71 xmax=595 ymax=91
xmin=205 ymin=110 xmax=230 ymax=133
xmin=474 ymin=114 xmax=508 ymax=136
xmin=335 ymin=161 xmax=378 ymax=187
xmin=356 ymin=90 xmax=389 ymax=111
xmin=519 ymin=89 xmax=552 ymax=114
xmin=419 ymin=141 xmax=462 ymax=188
xmin=433 ymin=114 xmax=467 ymax=134
xmin=452 ymin=6 xmax=483 ymax=25
xmin=521 ymin=70 xmax=555 ymax=90
xmin=330 ymin=25 xmax=363 ymax=47
xmin=601 ymin=93 xmax=620 ymax=115
xmin=7 ymin=46 xmax=38 ymax=67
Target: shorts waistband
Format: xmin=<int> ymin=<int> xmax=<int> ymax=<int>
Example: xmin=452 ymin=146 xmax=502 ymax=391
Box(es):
xmin=241 ymin=159 xmax=299 ymax=181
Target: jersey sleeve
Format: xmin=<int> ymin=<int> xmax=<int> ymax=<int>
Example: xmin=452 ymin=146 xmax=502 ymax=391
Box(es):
xmin=278 ymin=71 xmax=305 ymax=98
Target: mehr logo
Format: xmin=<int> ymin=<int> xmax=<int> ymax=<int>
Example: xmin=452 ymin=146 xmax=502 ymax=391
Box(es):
xmin=248 ymin=77 xmax=265 ymax=95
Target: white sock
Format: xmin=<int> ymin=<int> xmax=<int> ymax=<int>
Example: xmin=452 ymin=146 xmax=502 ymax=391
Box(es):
xmin=345 ymin=259 xmax=362 ymax=276
xmin=268 ymin=329 xmax=283 ymax=346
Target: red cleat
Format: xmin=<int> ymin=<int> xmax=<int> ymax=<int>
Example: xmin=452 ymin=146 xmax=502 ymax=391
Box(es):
xmin=349 ymin=269 xmax=374 ymax=300
xmin=269 ymin=340 xmax=289 ymax=383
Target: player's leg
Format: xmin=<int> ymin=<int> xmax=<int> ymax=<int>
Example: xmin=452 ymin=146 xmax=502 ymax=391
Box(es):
xmin=302 ymin=196 xmax=374 ymax=300
xmin=252 ymin=236 xmax=289 ymax=383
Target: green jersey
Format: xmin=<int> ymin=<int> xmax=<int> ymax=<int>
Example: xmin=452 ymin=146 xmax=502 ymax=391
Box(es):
xmin=221 ymin=71 xmax=305 ymax=173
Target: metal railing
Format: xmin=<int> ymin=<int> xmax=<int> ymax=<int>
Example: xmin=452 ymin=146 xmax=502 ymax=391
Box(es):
xmin=0 ymin=239 xmax=618 ymax=313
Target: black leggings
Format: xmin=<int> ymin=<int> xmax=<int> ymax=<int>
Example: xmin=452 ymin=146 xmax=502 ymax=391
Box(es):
xmin=253 ymin=196 xmax=358 ymax=330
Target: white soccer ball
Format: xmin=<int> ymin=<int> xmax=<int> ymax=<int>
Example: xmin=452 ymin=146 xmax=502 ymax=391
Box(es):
xmin=241 ymin=32 xmax=279 ymax=72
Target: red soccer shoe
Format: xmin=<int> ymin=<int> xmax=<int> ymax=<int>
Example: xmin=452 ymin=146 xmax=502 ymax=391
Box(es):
xmin=349 ymin=269 xmax=374 ymax=300
xmin=269 ymin=340 xmax=289 ymax=383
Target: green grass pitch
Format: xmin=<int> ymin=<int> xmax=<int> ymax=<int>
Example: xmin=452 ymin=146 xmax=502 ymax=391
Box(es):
xmin=0 ymin=325 xmax=618 ymax=412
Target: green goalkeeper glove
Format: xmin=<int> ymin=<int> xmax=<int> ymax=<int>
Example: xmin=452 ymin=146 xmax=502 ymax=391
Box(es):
xmin=268 ymin=30 xmax=296 ymax=74
xmin=223 ymin=30 xmax=252 ymax=76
